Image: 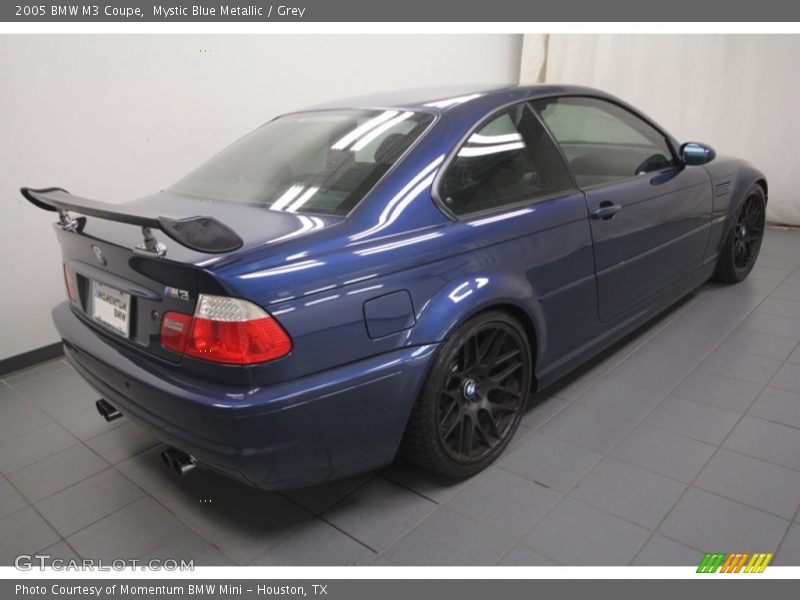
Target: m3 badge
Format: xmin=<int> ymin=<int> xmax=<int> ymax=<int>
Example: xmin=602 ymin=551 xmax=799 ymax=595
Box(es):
xmin=165 ymin=286 xmax=191 ymax=302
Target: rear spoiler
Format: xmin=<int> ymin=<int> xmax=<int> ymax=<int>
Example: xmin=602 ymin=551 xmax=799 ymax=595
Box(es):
xmin=20 ymin=187 xmax=243 ymax=256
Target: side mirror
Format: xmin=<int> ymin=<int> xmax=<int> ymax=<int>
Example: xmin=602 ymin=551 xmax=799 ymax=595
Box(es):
xmin=680 ymin=142 xmax=716 ymax=166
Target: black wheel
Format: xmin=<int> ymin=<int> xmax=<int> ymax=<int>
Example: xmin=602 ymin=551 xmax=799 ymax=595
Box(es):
xmin=401 ymin=310 xmax=532 ymax=478
xmin=713 ymin=185 xmax=766 ymax=283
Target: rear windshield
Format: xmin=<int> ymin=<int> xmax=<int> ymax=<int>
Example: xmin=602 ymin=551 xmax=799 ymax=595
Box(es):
xmin=170 ymin=109 xmax=434 ymax=216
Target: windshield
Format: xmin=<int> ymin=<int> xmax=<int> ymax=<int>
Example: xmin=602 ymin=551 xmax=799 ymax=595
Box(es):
xmin=170 ymin=109 xmax=434 ymax=216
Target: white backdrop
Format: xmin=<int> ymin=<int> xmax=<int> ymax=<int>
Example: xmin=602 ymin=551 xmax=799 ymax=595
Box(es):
xmin=520 ymin=34 xmax=800 ymax=226
xmin=5 ymin=34 xmax=796 ymax=362
xmin=0 ymin=34 xmax=522 ymax=360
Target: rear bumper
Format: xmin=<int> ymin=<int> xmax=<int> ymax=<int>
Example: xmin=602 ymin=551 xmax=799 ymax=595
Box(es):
xmin=53 ymin=302 xmax=437 ymax=490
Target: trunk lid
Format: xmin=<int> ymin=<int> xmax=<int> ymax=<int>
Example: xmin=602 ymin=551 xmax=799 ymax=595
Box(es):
xmin=29 ymin=188 xmax=341 ymax=363
xmin=77 ymin=190 xmax=343 ymax=266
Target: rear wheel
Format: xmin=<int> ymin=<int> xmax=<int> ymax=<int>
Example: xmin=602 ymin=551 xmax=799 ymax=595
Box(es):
xmin=401 ymin=311 xmax=531 ymax=478
xmin=713 ymin=185 xmax=766 ymax=283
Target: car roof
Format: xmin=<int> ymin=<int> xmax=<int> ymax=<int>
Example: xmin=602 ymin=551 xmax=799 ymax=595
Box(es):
xmin=304 ymin=84 xmax=618 ymax=114
xmin=301 ymin=84 xmax=676 ymax=150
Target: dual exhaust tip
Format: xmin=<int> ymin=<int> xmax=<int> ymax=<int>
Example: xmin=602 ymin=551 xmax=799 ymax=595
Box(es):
xmin=95 ymin=399 xmax=122 ymax=422
xmin=160 ymin=447 xmax=197 ymax=475
xmin=95 ymin=399 xmax=196 ymax=476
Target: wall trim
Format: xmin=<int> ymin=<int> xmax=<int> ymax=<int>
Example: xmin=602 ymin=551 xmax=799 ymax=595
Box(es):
xmin=0 ymin=342 xmax=64 ymax=377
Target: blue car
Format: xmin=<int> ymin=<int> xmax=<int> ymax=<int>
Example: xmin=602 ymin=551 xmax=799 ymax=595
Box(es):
xmin=23 ymin=85 xmax=766 ymax=489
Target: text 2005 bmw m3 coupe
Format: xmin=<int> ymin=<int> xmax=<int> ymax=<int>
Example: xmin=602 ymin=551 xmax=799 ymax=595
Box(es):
xmin=23 ymin=85 xmax=766 ymax=489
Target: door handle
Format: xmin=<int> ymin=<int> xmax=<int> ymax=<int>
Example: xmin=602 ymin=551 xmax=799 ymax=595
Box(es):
xmin=590 ymin=202 xmax=622 ymax=220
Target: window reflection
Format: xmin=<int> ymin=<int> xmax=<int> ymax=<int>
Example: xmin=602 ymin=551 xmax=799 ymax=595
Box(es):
xmin=440 ymin=104 xmax=572 ymax=216
xmin=171 ymin=110 xmax=434 ymax=216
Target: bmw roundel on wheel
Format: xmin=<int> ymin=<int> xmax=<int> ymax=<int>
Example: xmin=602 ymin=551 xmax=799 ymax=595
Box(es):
xmin=23 ymin=85 xmax=767 ymax=490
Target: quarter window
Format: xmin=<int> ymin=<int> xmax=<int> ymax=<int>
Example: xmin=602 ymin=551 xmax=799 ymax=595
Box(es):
xmin=531 ymin=97 xmax=676 ymax=188
xmin=439 ymin=104 xmax=573 ymax=216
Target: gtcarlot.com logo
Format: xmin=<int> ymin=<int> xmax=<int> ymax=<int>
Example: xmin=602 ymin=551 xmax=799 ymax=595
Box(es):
xmin=697 ymin=552 xmax=773 ymax=573
xmin=14 ymin=554 xmax=194 ymax=571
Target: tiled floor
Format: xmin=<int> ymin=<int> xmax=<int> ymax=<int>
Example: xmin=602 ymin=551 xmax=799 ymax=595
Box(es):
xmin=2 ymin=226 xmax=800 ymax=566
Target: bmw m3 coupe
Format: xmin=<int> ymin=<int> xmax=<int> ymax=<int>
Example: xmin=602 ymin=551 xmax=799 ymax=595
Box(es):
xmin=23 ymin=85 xmax=767 ymax=489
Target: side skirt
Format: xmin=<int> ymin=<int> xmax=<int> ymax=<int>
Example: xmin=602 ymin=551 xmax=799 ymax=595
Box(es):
xmin=535 ymin=259 xmax=716 ymax=391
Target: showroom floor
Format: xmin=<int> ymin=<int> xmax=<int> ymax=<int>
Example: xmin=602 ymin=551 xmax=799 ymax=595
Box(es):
xmin=2 ymin=227 xmax=800 ymax=567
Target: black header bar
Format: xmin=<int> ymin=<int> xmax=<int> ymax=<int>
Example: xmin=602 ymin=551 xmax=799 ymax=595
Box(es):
xmin=3 ymin=0 xmax=800 ymax=22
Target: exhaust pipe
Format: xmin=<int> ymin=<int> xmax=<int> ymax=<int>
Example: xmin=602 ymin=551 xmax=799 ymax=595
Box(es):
xmin=95 ymin=399 xmax=122 ymax=422
xmin=161 ymin=447 xmax=197 ymax=475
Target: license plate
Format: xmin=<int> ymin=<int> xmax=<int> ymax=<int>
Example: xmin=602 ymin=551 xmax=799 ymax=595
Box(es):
xmin=90 ymin=281 xmax=131 ymax=338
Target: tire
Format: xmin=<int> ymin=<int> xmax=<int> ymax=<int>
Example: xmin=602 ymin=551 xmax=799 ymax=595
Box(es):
xmin=400 ymin=310 xmax=532 ymax=478
xmin=713 ymin=185 xmax=766 ymax=283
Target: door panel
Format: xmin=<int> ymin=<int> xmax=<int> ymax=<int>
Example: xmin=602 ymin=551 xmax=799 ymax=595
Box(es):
xmin=531 ymin=96 xmax=713 ymax=322
xmin=585 ymin=167 xmax=712 ymax=321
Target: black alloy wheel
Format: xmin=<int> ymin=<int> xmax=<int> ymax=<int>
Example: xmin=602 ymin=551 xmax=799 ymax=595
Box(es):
xmin=732 ymin=193 xmax=765 ymax=271
xmin=401 ymin=311 xmax=532 ymax=478
xmin=713 ymin=184 xmax=766 ymax=283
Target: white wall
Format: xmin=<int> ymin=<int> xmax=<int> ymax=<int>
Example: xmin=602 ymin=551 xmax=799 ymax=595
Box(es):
xmin=520 ymin=34 xmax=800 ymax=226
xmin=0 ymin=34 xmax=522 ymax=361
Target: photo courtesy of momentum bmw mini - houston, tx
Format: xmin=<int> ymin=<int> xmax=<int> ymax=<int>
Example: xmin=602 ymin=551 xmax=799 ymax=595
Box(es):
xmin=15 ymin=584 xmax=219 ymax=596
xmin=23 ymin=84 xmax=766 ymax=491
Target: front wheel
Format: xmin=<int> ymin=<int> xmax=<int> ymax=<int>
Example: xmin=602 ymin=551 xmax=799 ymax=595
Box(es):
xmin=713 ymin=185 xmax=766 ymax=283
xmin=400 ymin=311 xmax=532 ymax=478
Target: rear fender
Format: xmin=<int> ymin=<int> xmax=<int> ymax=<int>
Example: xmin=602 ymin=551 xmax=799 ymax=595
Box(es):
xmin=405 ymin=269 xmax=543 ymax=367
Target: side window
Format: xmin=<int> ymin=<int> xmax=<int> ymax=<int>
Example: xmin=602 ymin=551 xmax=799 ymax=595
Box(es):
xmin=439 ymin=104 xmax=573 ymax=216
xmin=531 ymin=97 xmax=676 ymax=188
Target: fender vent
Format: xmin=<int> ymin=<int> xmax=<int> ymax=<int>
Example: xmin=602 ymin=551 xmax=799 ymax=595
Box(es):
xmin=714 ymin=180 xmax=733 ymax=198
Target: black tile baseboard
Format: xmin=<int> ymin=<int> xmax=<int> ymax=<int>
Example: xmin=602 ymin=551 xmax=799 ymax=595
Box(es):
xmin=0 ymin=342 xmax=64 ymax=377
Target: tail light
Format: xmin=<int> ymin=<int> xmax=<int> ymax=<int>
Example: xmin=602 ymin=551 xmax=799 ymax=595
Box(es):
xmin=160 ymin=294 xmax=292 ymax=365
xmin=63 ymin=263 xmax=79 ymax=304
